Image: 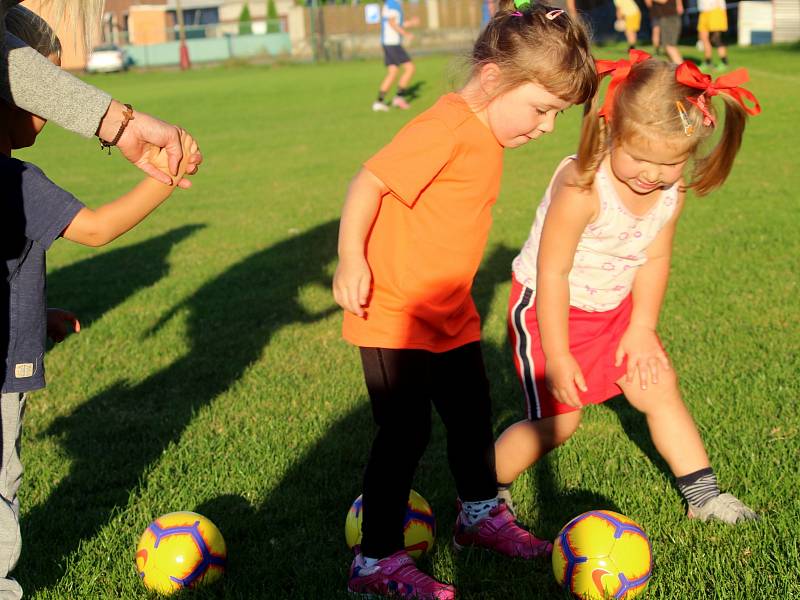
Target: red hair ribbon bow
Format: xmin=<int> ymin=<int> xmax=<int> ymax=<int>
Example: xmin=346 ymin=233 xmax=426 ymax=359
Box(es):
xmin=595 ymin=49 xmax=652 ymax=120
xmin=676 ymin=61 xmax=761 ymax=127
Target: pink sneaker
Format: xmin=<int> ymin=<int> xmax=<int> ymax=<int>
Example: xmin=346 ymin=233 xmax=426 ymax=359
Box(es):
xmin=453 ymin=502 xmax=552 ymax=559
xmin=391 ymin=96 xmax=411 ymax=110
xmin=348 ymin=549 xmax=456 ymax=599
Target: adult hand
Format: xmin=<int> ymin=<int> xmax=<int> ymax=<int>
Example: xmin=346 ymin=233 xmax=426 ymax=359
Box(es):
xmin=148 ymin=128 xmax=199 ymax=185
xmin=97 ymin=100 xmax=203 ymax=189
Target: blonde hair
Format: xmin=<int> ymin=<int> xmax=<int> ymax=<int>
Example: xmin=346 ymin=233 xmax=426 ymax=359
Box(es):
xmin=5 ymin=5 xmax=61 ymax=59
xmin=577 ymin=59 xmax=750 ymax=196
xmin=469 ymin=1 xmax=597 ymax=106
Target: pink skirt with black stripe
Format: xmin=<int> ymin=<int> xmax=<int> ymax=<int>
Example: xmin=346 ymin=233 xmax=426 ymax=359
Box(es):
xmin=507 ymin=274 xmax=632 ymax=420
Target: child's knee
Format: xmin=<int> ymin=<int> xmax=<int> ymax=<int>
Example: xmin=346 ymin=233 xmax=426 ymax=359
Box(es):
xmin=540 ymin=411 xmax=581 ymax=447
xmin=624 ymin=368 xmax=680 ymax=413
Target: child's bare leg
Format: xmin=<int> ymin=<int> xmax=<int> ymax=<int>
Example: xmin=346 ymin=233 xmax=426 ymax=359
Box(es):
xmin=398 ymin=61 xmax=415 ymax=89
xmin=617 ymin=369 xmax=709 ymax=477
xmin=699 ymin=30 xmax=712 ymax=63
xmin=618 ymin=371 xmax=756 ymax=523
xmin=495 ymin=411 xmax=582 ymax=485
xmin=380 ymin=65 xmax=399 ymax=94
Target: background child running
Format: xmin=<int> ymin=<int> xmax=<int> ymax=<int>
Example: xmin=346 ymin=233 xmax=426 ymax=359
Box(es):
xmin=494 ymin=50 xmax=761 ymax=526
xmin=0 ymin=7 xmax=196 ymax=598
xmin=333 ymin=3 xmax=596 ymax=599
xmin=613 ymin=0 xmax=641 ymax=51
xmin=372 ymin=0 xmax=420 ymax=112
xmin=697 ymin=0 xmax=730 ymax=71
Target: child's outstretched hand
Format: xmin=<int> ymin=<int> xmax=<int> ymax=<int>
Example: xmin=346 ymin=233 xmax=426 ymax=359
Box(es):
xmin=615 ymin=324 xmax=671 ymax=390
xmin=333 ymin=256 xmax=372 ymax=318
xmin=47 ymin=308 xmax=80 ymax=342
xmin=545 ymin=353 xmax=587 ymax=408
xmin=148 ymin=129 xmax=199 ymax=186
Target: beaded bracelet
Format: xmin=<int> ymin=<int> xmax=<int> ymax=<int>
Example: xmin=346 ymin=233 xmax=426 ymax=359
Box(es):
xmin=99 ymin=103 xmax=134 ymax=154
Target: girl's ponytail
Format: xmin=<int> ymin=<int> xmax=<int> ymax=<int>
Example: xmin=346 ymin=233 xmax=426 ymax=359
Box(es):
xmin=575 ymin=91 xmax=606 ymax=189
xmin=690 ymin=95 xmax=747 ymax=196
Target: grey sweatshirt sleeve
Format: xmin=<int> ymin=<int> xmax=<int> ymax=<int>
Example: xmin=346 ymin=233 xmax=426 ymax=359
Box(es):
xmin=1 ymin=31 xmax=112 ymax=138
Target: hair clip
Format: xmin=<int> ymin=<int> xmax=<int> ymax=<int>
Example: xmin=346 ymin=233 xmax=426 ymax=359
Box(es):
xmin=513 ymin=0 xmax=532 ymax=10
xmin=511 ymin=10 xmax=523 ymax=16
xmin=545 ymin=9 xmax=565 ymax=19
xmin=675 ymin=101 xmax=694 ymax=136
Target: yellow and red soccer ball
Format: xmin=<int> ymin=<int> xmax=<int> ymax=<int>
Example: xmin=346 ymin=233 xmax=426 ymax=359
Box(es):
xmin=136 ymin=511 xmax=227 ymax=594
xmin=553 ymin=510 xmax=652 ymax=600
xmin=345 ymin=489 xmax=435 ymax=559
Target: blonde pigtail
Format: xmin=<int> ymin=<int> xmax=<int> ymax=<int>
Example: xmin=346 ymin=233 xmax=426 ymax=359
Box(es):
xmin=575 ymin=92 xmax=607 ymax=190
xmin=690 ymin=94 xmax=747 ymax=196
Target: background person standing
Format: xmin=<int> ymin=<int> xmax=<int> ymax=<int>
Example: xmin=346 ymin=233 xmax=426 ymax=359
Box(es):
xmin=697 ymin=0 xmax=729 ymax=70
xmin=648 ymin=0 xmax=683 ymax=63
xmin=372 ymin=0 xmax=419 ymax=112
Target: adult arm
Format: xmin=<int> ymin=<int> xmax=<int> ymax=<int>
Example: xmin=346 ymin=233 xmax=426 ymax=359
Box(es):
xmin=2 ymin=32 xmax=111 ymax=137
xmin=2 ymin=32 xmax=202 ymax=186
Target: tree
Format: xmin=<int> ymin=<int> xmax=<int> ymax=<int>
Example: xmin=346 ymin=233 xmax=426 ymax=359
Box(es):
xmin=267 ymin=0 xmax=281 ymax=33
xmin=266 ymin=0 xmax=280 ymax=33
xmin=239 ymin=3 xmax=252 ymax=35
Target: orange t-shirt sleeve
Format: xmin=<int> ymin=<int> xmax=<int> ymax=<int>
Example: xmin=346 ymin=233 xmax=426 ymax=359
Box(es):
xmin=364 ymin=118 xmax=456 ymax=208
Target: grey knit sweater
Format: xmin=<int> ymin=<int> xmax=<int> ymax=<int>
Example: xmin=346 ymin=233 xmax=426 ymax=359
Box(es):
xmin=1 ymin=0 xmax=112 ymax=138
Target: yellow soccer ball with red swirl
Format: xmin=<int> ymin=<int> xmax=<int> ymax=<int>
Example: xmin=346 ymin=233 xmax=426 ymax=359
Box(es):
xmin=552 ymin=510 xmax=652 ymax=600
xmin=135 ymin=511 xmax=227 ymax=594
xmin=345 ymin=489 xmax=435 ymax=559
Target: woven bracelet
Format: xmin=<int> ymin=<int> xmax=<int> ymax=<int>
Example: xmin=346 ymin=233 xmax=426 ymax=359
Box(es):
xmin=99 ymin=103 xmax=134 ymax=154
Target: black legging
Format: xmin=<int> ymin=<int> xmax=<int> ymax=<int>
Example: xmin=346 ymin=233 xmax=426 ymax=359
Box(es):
xmin=358 ymin=342 xmax=498 ymax=558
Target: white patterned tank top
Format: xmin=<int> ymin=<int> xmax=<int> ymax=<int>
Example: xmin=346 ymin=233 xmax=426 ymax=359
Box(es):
xmin=512 ymin=155 xmax=680 ymax=312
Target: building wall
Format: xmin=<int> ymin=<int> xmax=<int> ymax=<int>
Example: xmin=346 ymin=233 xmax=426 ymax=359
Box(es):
xmin=129 ymin=5 xmax=170 ymax=45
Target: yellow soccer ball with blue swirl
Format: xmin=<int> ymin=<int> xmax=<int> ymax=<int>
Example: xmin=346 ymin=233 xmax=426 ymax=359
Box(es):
xmin=135 ymin=511 xmax=227 ymax=594
xmin=553 ymin=510 xmax=652 ymax=600
xmin=345 ymin=489 xmax=435 ymax=559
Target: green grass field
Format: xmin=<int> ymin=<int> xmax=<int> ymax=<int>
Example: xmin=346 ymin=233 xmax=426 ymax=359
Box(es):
xmin=13 ymin=43 xmax=800 ymax=599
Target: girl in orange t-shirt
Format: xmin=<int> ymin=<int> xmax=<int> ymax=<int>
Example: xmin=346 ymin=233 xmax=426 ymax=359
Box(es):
xmin=333 ymin=3 xmax=597 ymax=598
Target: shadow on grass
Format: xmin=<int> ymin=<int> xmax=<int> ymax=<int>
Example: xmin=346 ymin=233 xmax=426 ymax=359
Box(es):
xmin=177 ymin=244 xmax=615 ymax=599
xmin=19 ymin=220 xmax=340 ymax=595
xmin=602 ymin=394 xmax=677 ymax=492
xmin=46 ymin=224 xmax=203 ymax=328
xmin=402 ymin=81 xmax=425 ymax=102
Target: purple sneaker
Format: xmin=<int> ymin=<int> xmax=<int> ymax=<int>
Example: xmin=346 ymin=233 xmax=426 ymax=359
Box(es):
xmin=348 ymin=549 xmax=456 ymax=599
xmin=453 ymin=502 xmax=552 ymax=559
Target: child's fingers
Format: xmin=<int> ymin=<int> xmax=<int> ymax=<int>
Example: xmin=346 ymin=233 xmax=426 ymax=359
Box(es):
xmin=658 ymin=349 xmax=670 ymax=370
xmin=574 ymin=370 xmax=588 ymax=393
xmin=63 ymin=310 xmax=81 ymax=333
xmin=637 ymin=360 xmax=649 ymax=390
xmin=560 ymin=381 xmax=581 ymax=408
xmin=357 ymin=274 xmax=370 ymax=308
xmin=140 ymin=159 xmax=174 ymax=186
xmin=648 ymin=356 xmax=660 ymax=384
xmin=614 ymin=344 xmax=625 ymax=368
xmin=626 ymin=357 xmax=637 ymax=383
xmin=347 ymin=284 xmax=364 ymax=318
